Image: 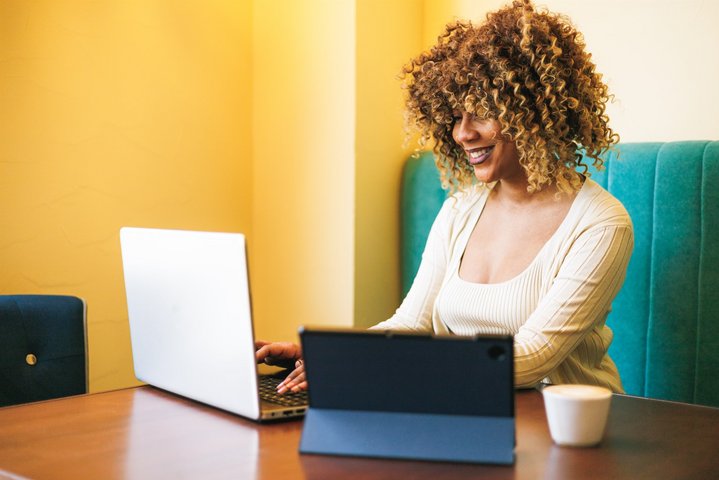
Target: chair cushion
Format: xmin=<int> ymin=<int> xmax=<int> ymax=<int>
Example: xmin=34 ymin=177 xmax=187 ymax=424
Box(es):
xmin=0 ymin=295 xmax=87 ymax=407
xmin=589 ymin=141 xmax=719 ymax=406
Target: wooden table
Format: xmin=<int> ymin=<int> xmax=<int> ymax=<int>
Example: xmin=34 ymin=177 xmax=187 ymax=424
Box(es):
xmin=1 ymin=386 xmax=718 ymax=479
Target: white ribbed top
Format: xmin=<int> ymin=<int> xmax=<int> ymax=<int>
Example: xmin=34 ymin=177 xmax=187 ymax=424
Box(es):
xmin=372 ymin=178 xmax=633 ymax=392
xmin=437 ymin=261 xmax=544 ymax=337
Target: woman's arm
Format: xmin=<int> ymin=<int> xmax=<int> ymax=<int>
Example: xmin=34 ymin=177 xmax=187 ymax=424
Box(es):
xmin=370 ymin=197 xmax=455 ymax=331
xmin=513 ymin=223 xmax=634 ymax=387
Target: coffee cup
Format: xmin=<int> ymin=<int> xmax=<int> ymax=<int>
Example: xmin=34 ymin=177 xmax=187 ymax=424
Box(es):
xmin=542 ymin=384 xmax=612 ymax=447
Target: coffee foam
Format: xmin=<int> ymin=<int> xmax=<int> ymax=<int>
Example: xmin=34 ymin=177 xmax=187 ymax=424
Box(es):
xmin=543 ymin=384 xmax=612 ymax=400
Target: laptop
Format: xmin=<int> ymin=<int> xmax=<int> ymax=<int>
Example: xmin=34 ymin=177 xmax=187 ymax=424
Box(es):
xmin=119 ymin=227 xmax=308 ymax=421
xmin=298 ymin=327 xmax=515 ymax=464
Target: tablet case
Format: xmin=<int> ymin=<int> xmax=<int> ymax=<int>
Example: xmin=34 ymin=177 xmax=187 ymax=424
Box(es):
xmin=298 ymin=328 xmax=515 ymax=464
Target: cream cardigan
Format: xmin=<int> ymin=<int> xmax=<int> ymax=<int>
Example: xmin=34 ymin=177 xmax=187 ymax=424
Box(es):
xmin=373 ymin=179 xmax=633 ymax=392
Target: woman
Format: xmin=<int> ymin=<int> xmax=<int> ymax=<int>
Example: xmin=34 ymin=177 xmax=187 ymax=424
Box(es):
xmin=256 ymin=0 xmax=633 ymax=394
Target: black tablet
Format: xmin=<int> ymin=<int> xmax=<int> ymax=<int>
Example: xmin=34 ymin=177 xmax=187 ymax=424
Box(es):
xmin=299 ymin=327 xmax=515 ymax=464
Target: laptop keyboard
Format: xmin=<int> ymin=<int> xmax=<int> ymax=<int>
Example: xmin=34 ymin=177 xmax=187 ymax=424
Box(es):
xmin=259 ymin=376 xmax=308 ymax=407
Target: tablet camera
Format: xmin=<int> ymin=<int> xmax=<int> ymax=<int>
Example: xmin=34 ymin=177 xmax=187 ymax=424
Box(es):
xmin=488 ymin=345 xmax=507 ymax=361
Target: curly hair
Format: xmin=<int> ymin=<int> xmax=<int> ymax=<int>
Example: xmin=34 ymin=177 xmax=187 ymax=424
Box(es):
xmin=401 ymin=0 xmax=618 ymax=194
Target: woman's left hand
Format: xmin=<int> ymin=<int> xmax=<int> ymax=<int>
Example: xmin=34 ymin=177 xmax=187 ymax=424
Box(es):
xmin=254 ymin=341 xmax=308 ymax=393
xmin=276 ymin=358 xmax=307 ymax=394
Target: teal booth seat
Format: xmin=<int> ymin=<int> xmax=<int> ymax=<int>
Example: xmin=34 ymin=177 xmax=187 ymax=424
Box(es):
xmin=400 ymin=142 xmax=719 ymax=407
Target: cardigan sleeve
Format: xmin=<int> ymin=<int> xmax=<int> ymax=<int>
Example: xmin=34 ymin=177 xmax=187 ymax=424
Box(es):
xmin=370 ymin=197 xmax=456 ymax=332
xmin=513 ymin=223 xmax=634 ymax=387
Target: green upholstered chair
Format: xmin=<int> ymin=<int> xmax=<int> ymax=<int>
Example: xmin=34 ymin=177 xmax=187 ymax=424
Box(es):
xmin=0 ymin=295 xmax=88 ymax=407
xmin=400 ymin=141 xmax=719 ymax=407
xmin=401 ymin=151 xmax=450 ymax=297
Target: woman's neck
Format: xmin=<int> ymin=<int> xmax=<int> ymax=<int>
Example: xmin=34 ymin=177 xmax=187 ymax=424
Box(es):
xmin=492 ymin=177 xmax=559 ymax=207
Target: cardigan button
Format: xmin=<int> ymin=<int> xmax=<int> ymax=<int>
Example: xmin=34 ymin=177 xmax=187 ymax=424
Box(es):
xmin=25 ymin=354 xmax=37 ymax=366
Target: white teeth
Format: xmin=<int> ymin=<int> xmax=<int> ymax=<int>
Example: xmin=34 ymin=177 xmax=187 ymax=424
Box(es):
xmin=469 ymin=146 xmax=493 ymax=158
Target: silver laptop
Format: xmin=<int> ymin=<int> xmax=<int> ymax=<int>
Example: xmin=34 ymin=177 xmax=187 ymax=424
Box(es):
xmin=120 ymin=227 xmax=308 ymax=421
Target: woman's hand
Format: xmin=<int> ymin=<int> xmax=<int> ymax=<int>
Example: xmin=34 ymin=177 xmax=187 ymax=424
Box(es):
xmin=276 ymin=358 xmax=306 ymax=394
xmin=254 ymin=341 xmax=307 ymax=393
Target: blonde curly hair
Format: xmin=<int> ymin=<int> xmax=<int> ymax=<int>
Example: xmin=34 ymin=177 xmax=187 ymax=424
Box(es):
xmin=401 ymin=0 xmax=618 ymax=193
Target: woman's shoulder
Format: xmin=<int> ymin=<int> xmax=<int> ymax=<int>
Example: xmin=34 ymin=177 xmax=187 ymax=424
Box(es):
xmin=441 ymin=183 xmax=489 ymax=214
xmin=431 ymin=183 xmax=490 ymax=231
xmin=575 ymin=178 xmax=633 ymax=230
xmin=448 ymin=182 xmax=490 ymax=204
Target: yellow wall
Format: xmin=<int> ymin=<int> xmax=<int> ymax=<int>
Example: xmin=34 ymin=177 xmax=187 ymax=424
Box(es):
xmin=251 ymin=0 xmax=356 ymax=342
xmin=426 ymin=0 xmax=719 ymax=141
xmin=1 ymin=0 xmax=419 ymax=391
xmin=0 ymin=0 xmax=254 ymax=392
xmin=424 ymin=0 xmax=463 ymax=48
xmin=251 ymin=0 xmax=426 ymax=338
xmin=354 ymin=0 xmax=423 ymax=328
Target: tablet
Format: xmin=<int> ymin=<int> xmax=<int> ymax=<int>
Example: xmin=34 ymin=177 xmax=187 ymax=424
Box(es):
xmin=298 ymin=327 xmax=515 ymax=464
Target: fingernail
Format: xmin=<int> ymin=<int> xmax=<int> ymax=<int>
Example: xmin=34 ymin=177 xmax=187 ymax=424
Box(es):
xmin=290 ymin=386 xmax=300 ymax=393
xmin=277 ymin=386 xmax=288 ymax=394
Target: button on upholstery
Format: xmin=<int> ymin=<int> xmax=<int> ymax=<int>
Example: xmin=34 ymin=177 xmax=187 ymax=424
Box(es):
xmin=25 ymin=354 xmax=37 ymax=366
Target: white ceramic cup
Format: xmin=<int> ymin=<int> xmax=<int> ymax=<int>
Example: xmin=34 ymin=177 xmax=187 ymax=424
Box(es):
xmin=542 ymin=384 xmax=612 ymax=447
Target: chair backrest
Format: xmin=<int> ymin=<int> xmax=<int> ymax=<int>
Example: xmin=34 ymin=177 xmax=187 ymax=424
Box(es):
xmin=400 ymin=141 xmax=719 ymax=407
xmin=401 ymin=151 xmax=450 ymax=296
xmin=0 ymin=295 xmax=87 ymax=407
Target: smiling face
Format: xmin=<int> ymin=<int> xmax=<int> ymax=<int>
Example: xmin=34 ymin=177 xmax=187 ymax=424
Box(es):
xmin=452 ymin=112 xmax=525 ymax=185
